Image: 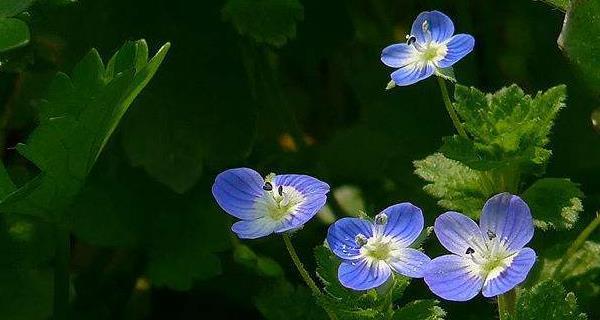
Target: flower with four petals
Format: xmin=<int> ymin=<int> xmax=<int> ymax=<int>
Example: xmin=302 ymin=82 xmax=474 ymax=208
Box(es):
xmin=326 ymin=203 xmax=431 ymax=290
xmin=424 ymin=193 xmax=537 ymax=301
xmin=381 ymin=10 xmax=475 ymax=86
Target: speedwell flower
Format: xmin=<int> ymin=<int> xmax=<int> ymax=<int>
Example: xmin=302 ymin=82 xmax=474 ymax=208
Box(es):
xmin=326 ymin=203 xmax=431 ymax=290
xmin=212 ymin=168 xmax=329 ymax=239
xmin=424 ymin=193 xmax=536 ymax=301
xmin=381 ymin=10 xmax=475 ymax=86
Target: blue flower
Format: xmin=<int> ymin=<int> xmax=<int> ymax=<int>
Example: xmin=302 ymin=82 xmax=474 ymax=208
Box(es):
xmin=212 ymin=168 xmax=329 ymax=239
xmin=381 ymin=10 xmax=475 ymax=86
xmin=424 ymin=193 xmax=537 ymax=301
xmin=326 ymin=203 xmax=431 ymax=290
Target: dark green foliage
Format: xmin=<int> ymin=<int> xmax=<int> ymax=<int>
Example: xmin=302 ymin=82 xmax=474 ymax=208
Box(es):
xmin=222 ymin=0 xmax=304 ymax=47
xmin=0 ymin=40 xmax=169 ymax=221
xmin=508 ymin=280 xmax=587 ymax=320
xmin=392 ymin=300 xmax=446 ymax=320
xmin=522 ymin=178 xmax=584 ymax=230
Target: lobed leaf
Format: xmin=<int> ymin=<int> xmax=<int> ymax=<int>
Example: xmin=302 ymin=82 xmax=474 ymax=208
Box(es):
xmin=508 ymin=279 xmax=587 ymax=320
xmin=392 ymin=300 xmax=446 ymax=320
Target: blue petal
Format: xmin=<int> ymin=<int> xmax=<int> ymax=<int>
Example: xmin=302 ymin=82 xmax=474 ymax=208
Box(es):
xmin=212 ymin=168 xmax=265 ymax=220
xmin=338 ymin=259 xmax=391 ymax=290
xmin=391 ymin=63 xmax=435 ymax=86
xmin=327 ymin=218 xmax=374 ymax=260
xmin=388 ymin=248 xmax=431 ymax=278
xmin=381 ymin=43 xmax=418 ymax=68
xmin=437 ymin=34 xmax=475 ymax=68
xmin=411 ymin=11 xmax=455 ymax=44
xmin=231 ymin=217 xmax=279 ymax=239
xmin=480 ymin=193 xmax=534 ymax=251
xmin=482 ymin=248 xmax=537 ymax=297
xmin=434 ymin=212 xmax=486 ymax=256
xmin=424 ymin=254 xmax=484 ymax=301
xmin=379 ymin=203 xmax=424 ymax=247
xmin=273 ymin=174 xmax=330 ymax=233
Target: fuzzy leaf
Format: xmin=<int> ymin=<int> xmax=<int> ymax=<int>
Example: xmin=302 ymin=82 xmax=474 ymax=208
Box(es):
xmin=522 ymin=178 xmax=584 ymax=230
xmin=508 ymin=279 xmax=587 ymax=320
xmin=0 ymin=40 xmax=169 ymax=221
xmin=392 ymin=300 xmax=446 ymax=320
xmin=441 ymin=85 xmax=566 ymax=172
xmin=222 ymin=0 xmax=304 ymax=47
xmin=0 ymin=0 xmax=36 ymax=17
xmin=414 ymin=153 xmax=490 ymax=218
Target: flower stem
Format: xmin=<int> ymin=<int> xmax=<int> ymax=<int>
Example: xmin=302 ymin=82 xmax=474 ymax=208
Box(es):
xmin=436 ymin=76 xmax=468 ymax=139
xmin=554 ymin=212 xmax=600 ymax=279
xmin=53 ymin=225 xmax=70 ymax=320
xmin=497 ymin=289 xmax=516 ymax=320
xmin=282 ymin=233 xmax=337 ymax=320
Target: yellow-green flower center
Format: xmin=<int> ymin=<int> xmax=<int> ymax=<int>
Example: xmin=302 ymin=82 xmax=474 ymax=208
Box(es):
xmin=364 ymin=240 xmax=392 ymax=261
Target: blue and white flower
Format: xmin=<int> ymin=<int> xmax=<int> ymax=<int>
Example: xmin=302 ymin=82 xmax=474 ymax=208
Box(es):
xmin=381 ymin=10 xmax=475 ymax=86
xmin=326 ymin=203 xmax=431 ymax=291
xmin=212 ymin=168 xmax=329 ymax=239
xmin=424 ymin=193 xmax=537 ymax=301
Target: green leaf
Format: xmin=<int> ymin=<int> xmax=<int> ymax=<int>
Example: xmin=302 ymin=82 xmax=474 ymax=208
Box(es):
xmin=233 ymin=244 xmax=284 ymax=278
xmin=0 ymin=0 xmax=36 ymax=17
xmin=522 ymin=178 xmax=584 ymax=230
xmin=535 ymin=241 xmax=600 ymax=283
xmin=0 ymin=18 xmax=30 ymax=52
xmin=542 ymin=0 xmax=569 ymax=10
xmin=144 ymin=192 xmax=231 ymax=290
xmin=392 ymin=300 xmax=446 ymax=320
xmin=441 ymin=84 xmax=566 ymax=172
xmin=414 ymin=153 xmax=490 ymax=218
xmin=222 ymin=0 xmax=304 ymax=47
xmin=255 ymin=280 xmax=328 ymax=320
xmin=435 ymin=68 xmax=456 ymax=83
xmin=557 ymin=0 xmax=600 ymax=91
xmin=0 ymin=40 xmax=170 ymax=221
xmin=508 ymin=279 xmax=587 ymax=320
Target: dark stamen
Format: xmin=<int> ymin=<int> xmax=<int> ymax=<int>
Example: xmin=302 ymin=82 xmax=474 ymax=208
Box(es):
xmin=263 ymin=182 xmax=273 ymax=191
xmin=278 ymin=185 xmax=284 ymax=196
xmin=465 ymin=247 xmax=475 ymax=255
xmin=407 ymin=35 xmax=417 ymax=45
xmin=487 ymin=229 xmax=497 ymax=240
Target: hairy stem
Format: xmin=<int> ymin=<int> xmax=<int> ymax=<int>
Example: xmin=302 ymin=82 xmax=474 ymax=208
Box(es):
xmin=554 ymin=212 xmax=600 ymax=279
xmin=497 ymin=289 xmax=516 ymax=320
xmin=436 ymin=76 xmax=468 ymax=139
xmin=53 ymin=226 xmax=70 ymax=320
xmin=282 ymin=233 xmax=337 ymax=320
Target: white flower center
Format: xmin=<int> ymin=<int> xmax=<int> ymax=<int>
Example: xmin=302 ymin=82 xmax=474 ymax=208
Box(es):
xmin=361 ymin=236 xmax=394 ymax=261
xmin=255 ymin=176 xmax=305 ymax=221
xmin=464 ymin=230 xmax=518 ymax=283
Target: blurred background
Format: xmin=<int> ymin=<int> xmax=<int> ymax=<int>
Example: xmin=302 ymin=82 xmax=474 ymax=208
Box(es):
xmin=0 ymin=0 xmax=598 ymax=319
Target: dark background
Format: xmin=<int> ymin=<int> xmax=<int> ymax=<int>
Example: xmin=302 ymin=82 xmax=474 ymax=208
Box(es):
xmin=0 ymin=0 xmax=599 ymax=319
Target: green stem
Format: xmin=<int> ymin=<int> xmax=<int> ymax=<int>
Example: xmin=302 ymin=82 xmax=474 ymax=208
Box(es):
xmin=53 ymin=226 xmax=70 ymax=320
xmin=436 ymin=76 xmax=468 ymax=139
xmin=497 ymin=289 xmax=516 ymax=320
xmin=282 ymin=234 xmax=337 ymax=320
xmin=554 ymin=212 xmax=600 ymax=279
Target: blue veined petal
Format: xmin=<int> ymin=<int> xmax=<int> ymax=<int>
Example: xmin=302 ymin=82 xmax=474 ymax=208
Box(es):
xmin=327 ymin=217 xmax=374 ymax=260
xmin=275 ymin=193 xmax=327 ymax=233
xmin=424 ymin=254 xmax=484 ymax=301
xmin=338 ymin=259 xmax=391 ymax=290
xmin=411 ymin=11 xmax=455 ymax=44
xmin=482 ymin=248 xmax=537 ymax=297
xmin=437 ymin=34 xmax=475 ymax=68
xmin=434 ymin=212 xmax=486 ymax=256
xmin=379 ymin=203 xmax=424 ymax=247
xmin=480 ymin=193 xmax=534 ymax=251
xmin=231 ymin=216 xmax=280 ymax=239
xmin=388 ymin=248 xmax=431 ymax=278
xmin=381 ymin=43 xmax=419 ymax=68
xmin=273 ymin=174 xmax=330 ymax=233
xmin=391 ymin=62 xmax=435 ymax=86
xmin=212 ymin=168 xmax=266 ymax=220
